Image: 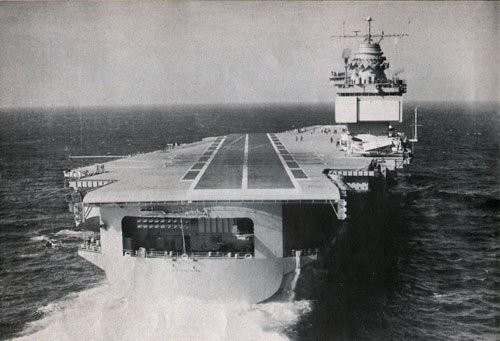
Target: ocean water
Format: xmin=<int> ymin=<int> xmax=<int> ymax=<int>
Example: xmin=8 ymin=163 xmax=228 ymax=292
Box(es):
xmin=0 ymin=102 xmax=498 ymax=340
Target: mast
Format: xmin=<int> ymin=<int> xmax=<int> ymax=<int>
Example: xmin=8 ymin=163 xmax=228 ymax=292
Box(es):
xmin=367 ymin=17 xmax=372 ymax=43
xmin=414 ymin=107 xmax=418 ymax=141
xmin=409 ymin=107 xmax=418 ymax=143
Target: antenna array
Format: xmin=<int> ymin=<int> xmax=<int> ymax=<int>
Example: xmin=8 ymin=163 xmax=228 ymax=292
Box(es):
xmin=331 ymin=17 xmax=408 ymax=44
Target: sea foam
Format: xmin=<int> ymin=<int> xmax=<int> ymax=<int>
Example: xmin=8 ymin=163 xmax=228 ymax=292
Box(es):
xmin=54 ymin=230 xmax=94 ymax=239
xmin=16 ymin=283 xmax=311 ymax=341
xmin=30 ymin=235 xmax=49 ymax=242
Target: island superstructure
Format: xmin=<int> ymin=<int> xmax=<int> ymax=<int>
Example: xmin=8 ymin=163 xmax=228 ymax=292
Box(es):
xmin=63 ymin=18 xmax=415 ymax=303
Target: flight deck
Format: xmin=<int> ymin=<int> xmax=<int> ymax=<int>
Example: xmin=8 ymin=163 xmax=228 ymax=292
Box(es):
xmin=68 ymin=127 xmax=378 ymax=205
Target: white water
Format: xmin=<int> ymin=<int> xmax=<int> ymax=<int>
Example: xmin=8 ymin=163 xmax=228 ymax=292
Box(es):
xmin=16 ymin=283 xmax=312 ymax=341
xmin=29 ymin=235 xmax=49 ymax=242
xmin=54 ymin=230 xmax=95 ymax=239
xmin=288 ymin=269 xmax=301 ymax=302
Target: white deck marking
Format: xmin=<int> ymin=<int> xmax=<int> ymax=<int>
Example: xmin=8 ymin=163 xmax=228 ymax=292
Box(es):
xmin=266 ymin=134 xmax=300 ymax=189
xmin=221 ymin=134 xmax=244 ymax=149
xmin=180 ymin=141 xmax=219 ymax=181
xmin=247 ymin=143 xmax=268 ymax=151
xmin=242 ymin=134 xmax=249 ymax=190
xmin=188 ymin=136 xmax=226 ymax=190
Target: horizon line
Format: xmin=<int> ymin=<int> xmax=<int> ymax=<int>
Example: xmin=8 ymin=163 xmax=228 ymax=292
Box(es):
xmin=0 ymin=99 xmax=498 ymax=111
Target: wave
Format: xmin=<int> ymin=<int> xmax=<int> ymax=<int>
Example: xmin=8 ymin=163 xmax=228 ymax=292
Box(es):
xmin=16 ymin=283 xmax=311 ymax=341
xmin=426 ymin=189 xmax=500 ymax=207
xmin=54 ymin=230 xmax=95 ymax=239
xmin=30 ymin=235 xmax=50 ymax=242
xmin=30 ymin=230 xmax=94 ymax=243
xmin=33 ymin=302 xmax=64 ymax=316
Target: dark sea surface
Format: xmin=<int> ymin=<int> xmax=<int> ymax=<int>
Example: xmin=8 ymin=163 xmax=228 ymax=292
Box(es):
xmin=0 ymin=102 xmax=498 ymax=340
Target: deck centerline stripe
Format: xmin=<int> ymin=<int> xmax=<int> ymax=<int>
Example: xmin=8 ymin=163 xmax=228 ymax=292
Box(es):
xmin=242 ymin=134 xmax=249 ymax=190
xmin=266 ymin=134 xmax=300 ymax=189
xmin=188 ymin=137 xmax=226 ymax=189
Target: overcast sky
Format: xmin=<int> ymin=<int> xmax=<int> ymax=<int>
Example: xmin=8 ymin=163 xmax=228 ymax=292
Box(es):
xmin=0 ymin=1 xmax=498 ymax=108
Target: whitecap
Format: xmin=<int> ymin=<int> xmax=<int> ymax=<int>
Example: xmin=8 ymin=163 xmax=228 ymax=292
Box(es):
xmin=54 ymin=230 xmax=94 ymax=239
xmin=30 ymin=235 xmax=49 ymax=242
xmin=33 ymin=302 xmax=64 ymax=316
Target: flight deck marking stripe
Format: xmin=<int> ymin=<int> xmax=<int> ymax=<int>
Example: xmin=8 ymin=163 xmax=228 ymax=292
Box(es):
xmin=188 ymin=136 xmax=226 ymax=190
xmin=242 ymin=134 xmax=249 ymax=190
xmin=181 ymin=140 xmax=220 ymax=181
xmin=266 ymin=134 xmax=300 ymax=189
xmin=269 ymin=133 xmax=309 ymax=179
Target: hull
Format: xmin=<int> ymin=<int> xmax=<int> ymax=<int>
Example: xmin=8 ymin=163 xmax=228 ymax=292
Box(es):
xmin=79 ymin=249 xmax=316 ymax=303
xmin=77 ymin=200 xmax=330 ymax=303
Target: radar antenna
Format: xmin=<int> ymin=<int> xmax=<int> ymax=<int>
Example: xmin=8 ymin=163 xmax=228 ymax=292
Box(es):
xmin=331 ymin=17 xmax=408 ymax=43
xmin=341 ymin=48 xmax=352 ymax=63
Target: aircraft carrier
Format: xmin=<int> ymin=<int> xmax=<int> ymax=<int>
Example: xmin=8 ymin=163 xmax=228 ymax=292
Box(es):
xmin=63 ymin=18 xmax=416 ymax=303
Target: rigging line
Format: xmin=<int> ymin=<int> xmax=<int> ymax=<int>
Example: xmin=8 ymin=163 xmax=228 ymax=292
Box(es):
xmin=84 ymin=205 xmax=95 ymax=219
xmin=33 ymin=187 xmax=68 ymax=200
xmin=329 ymin=200 xmax=338 ymax=216
xmin=181 ymin=225 xmax=187 ymax=255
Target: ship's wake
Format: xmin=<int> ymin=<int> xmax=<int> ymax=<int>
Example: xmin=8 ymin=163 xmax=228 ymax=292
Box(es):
xmin=16 ymin=282 xmax=312 ymax=341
